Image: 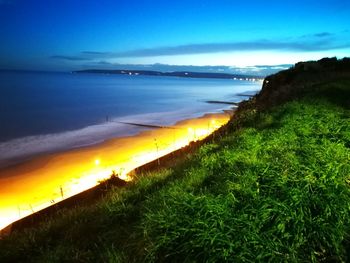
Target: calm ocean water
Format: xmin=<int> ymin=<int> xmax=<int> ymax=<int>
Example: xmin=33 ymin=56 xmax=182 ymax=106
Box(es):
xmin=0 ymin=71 xmax=261 ymax=166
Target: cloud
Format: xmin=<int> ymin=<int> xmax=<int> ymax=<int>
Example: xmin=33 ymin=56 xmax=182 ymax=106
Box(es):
xmin=81 ymin=38 xmax=349 ymax=58
xmin=52 ymin=32 xmax=349 ymax=64
xmin=95 ymin=60 xmax=112 ymax=65
xmin=301 ymin=32 xmax=333 ymax=38
xmin=313 ymin=32 xmax=333 ymax=38
xmin=50 ymin=55 xmax=92 ymax=61
xmin=82 ymin=51 xmax=110 ymax=55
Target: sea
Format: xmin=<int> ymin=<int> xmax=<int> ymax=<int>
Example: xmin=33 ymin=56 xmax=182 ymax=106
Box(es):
xmin=0 ymin=70 xmax=261 ymax=167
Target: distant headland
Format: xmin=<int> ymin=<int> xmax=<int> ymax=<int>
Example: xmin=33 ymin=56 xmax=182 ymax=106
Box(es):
xmin=74 ymin=69 xmax=264 ymax=81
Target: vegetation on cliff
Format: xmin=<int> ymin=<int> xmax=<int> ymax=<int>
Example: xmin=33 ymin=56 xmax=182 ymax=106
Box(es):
xmin=0 ymin=58 xmax=349 ymax=262
xmin=255 ymin=57 xmax=350 ymax=109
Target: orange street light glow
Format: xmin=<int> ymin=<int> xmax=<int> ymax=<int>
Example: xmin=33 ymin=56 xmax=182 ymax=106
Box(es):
xmin=0 ymin=112 xmax=231 ymax=232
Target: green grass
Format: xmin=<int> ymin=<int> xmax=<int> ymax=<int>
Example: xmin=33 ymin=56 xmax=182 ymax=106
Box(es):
xmin=0 ymin=81 xmax=349 ymax=262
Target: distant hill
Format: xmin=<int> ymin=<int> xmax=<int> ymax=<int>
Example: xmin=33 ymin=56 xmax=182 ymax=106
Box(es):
xmin=74 ymin=69 xmax=264 ymax=81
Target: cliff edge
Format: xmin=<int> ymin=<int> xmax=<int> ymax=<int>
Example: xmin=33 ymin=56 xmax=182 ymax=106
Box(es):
xmin=255 ymin=57 xmax=350 ymax=109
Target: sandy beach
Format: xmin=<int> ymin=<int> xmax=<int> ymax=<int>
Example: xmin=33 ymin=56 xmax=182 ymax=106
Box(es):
xmin=0 ymin=111 xmax=232 ymax=231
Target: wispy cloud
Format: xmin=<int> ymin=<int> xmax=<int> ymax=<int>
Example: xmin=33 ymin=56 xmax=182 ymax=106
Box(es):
xmin=81 ymin=51 xmax=109 ymax=55
xmin=81 ymin=38 xmax=349 ymax=59
xmin=53 ymin=32 xmax=349 ymax=62
xmin=300 ymin=32 xmax=333 ymax=38
xmin=50 ymin=55 xmax=92 ymax=61
xmin=313 ymin=32 xmax=333 ymax=38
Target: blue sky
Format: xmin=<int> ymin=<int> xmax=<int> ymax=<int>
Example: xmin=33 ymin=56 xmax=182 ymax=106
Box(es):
xmin=0 ymin=0 xmax=349 ymax=74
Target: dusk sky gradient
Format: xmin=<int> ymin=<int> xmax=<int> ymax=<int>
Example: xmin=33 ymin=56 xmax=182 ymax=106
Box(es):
xmin=0 ymin=0 xmax=349 ymax=73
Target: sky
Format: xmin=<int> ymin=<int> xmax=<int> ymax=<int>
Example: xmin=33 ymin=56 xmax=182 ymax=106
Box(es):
xmin=0 ymin=0 xmax=349 ymax=75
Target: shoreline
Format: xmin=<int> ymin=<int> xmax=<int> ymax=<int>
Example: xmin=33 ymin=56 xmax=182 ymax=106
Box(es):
xmin=0 ymin=105 xmax=234 ymax=170
xmin=0 ymin=110 xmax=233 ymax=233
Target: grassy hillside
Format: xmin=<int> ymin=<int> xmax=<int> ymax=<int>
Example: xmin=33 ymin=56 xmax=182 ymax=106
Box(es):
xmin=0 ymin=76 xmax=350 ymax=261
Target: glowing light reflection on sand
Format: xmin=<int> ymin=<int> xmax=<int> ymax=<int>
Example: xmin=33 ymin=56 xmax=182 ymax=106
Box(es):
xmin=0 ymin=112 xmax=231 ymax=231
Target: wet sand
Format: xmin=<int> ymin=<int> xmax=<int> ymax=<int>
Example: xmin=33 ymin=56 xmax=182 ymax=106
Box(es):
xmin=0 ymin=112 xmax=231 ymax=231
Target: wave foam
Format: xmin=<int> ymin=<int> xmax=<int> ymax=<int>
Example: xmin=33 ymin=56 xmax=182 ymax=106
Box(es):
xmin=0 ymin=106 xmax=225 ymax=168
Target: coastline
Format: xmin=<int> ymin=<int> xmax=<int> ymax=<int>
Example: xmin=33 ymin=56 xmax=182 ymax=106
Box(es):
xmin=0 ymin=105 xmax=236 ymax=170
xmin=0 ymin=110 xmax=233 ymax=232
